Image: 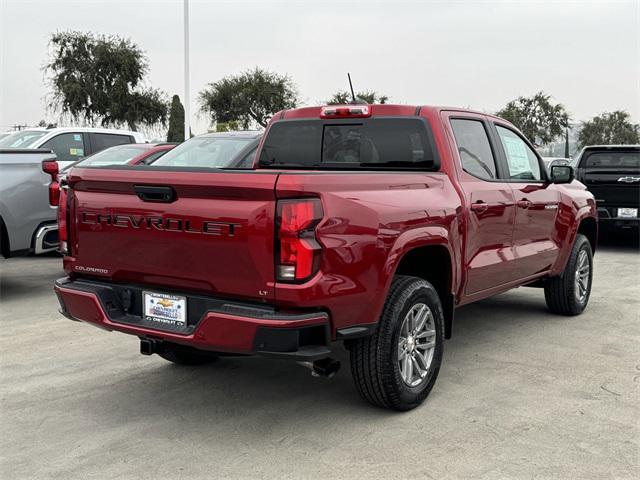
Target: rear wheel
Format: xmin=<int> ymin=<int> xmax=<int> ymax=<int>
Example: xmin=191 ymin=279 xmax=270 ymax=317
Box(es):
xmin=158 ymin=343 xmax=218 ymax=366
xmin=544 ymin=233 xmax=593 ymax=315
xmin=348 ymin=275 xmax=444 ymax=411
xmin=0 ymin=216 xmax=9 ymax=259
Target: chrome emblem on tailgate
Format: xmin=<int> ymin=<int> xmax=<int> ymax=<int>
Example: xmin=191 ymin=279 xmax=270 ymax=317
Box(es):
xmin=617 ymin=177 xmax=640 ymax=183
xmin=74 ymin=265 xmax=110 ymax=275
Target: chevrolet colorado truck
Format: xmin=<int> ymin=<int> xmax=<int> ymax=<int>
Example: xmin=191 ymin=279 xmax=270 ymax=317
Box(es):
xmin=573 ymin=144 xmax=639 ymax=230
xmin=54 ymin=105 xmax=597 ymax=411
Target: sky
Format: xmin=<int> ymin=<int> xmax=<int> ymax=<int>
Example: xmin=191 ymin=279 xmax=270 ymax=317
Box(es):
xmin=1 ymin=0 xmax=639 ymax=135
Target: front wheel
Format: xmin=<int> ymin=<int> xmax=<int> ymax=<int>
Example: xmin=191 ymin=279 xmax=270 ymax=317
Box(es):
xmin=348 ymin=275 xmax=445 ymax=411
xmin=544 ymin=233 xmax=593 ymax=315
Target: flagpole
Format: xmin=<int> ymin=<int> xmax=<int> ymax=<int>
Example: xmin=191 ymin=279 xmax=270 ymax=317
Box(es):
xmin=183 ymin=0 xmax=190 ymax=140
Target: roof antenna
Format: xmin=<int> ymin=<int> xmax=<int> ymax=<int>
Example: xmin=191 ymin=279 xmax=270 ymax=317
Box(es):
xmin=347 ymin=73 xmax=356 ymax=103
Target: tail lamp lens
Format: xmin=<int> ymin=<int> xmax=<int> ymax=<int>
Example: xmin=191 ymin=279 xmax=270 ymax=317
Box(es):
xmin=277 ymin=199 xmax=323 ymax=282
xmin=49 ymin=181 xmax=60 ymax=206
xmin=57 ymin=186 xmax=68 ymax=255
xmin=42 ymin=159 xmax=60 ymax=206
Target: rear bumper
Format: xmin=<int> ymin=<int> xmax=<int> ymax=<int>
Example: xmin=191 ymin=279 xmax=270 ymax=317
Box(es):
xmin=54 ymin=277 xmax=331 ymax=360
xmin=597 ymin=207 xmax=639 ymax=228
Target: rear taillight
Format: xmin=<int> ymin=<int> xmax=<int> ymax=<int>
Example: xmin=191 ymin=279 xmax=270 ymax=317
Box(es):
xmin=57 ymin=185 xmax=68 ymax=255
xmin=42 ymin=159 xmax=60 ymax=206
xmin=276 ymin=198 xmax=323 ymax=282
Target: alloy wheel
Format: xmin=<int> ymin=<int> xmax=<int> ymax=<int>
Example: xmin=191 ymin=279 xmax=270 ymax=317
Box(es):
xmin=397 ymin=303 xmax=436 ymax=387
xmin=574 ymin=249 xmax=591 ymax=303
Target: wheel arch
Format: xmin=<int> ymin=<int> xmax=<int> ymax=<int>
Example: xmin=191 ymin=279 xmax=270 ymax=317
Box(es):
xmin=387 ymin=233 xmax=456 ymax=339
xmin=577 ymin=216 xmax=597 ymax=254
xmin=551 ymin=205 xmax=598 ymax=276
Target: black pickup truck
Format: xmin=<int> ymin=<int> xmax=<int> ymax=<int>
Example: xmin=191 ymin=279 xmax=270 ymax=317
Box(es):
xmin=574 ymin=145 xmax=640 ymax=230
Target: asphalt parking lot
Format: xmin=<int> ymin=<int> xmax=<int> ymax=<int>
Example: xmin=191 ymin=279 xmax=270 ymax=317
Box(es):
xmin=1 ymin=233 xmax=638 ymax=479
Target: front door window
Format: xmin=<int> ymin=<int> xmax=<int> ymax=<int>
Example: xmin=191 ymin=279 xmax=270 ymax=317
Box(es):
xmin=495 ymin=126 xmax=542 ymax=181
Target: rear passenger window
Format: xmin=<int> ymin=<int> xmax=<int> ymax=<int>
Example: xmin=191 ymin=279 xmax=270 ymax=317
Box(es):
xmin=450 ymin=119 xmax=497 ymax=180
xmin=90 ymin=133 xmax=132 ymax=153
xmin=495 ymin=126 xmax=542 ymax=181
xmin=40 ymin=133 xmax=85 ymax=163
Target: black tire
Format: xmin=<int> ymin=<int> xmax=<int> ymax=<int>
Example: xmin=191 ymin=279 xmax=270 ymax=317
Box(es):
xmin=0 ymin=216 xmax=9 ymax=259
xmin=544 ymin=233 xmax=593 ymax=315
xmin=347 ymin=275 xmax=445 ymax=411
xmin=158 ymin=343 xmax=218 ymax=366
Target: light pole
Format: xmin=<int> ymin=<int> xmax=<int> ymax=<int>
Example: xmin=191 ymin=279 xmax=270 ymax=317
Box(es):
xmin=183 ymin=0 xmax=190 ymax=140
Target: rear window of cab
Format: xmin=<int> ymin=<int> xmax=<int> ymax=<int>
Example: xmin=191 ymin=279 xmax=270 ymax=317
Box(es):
xmin=580 ymin=150 xmax=640 ymax=168
xmin=258 ymin=118 xmax=439 ymax=171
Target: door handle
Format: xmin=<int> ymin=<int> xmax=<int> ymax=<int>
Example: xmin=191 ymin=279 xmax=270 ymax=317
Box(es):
xmin=471 ymin=201 xmax=488 ymax=213
xmin=517 ymin=199 xmax=531 ymax=209
xmin=134 ymin=185 xmax=176 ymax=203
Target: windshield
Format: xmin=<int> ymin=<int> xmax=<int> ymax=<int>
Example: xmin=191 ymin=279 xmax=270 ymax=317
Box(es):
xmin=151 ymin=136 xmax=254 ymax=168
xmin=0 ymin=130 xmax=48 ymax=148
xmin=74 ymin=145 xmax=147 ymax=168
xmin=581 ymin=150 xmax=640 ymax=169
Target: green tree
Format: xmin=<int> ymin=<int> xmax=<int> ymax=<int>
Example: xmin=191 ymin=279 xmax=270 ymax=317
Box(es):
xmin=37 ymin=119 xmax=57 ymax=129
xmin=496 ymin=92 xmax=570 ymax=146
xmin=327 ymin=90 xmax=389 ymax=105
xmin=166 ymin=95 xmax=185 ymax=142
xmin=45 ymin=31 xmax=168 ymax=132
xmin=577 ymin=111 xmax=639 ymax=147
xmin=199 ymin=67 xmax=298 ymax=129
xmin=564 ymin=129 xmax=570 ymax=158
xmin=215 ymin=121 xmax=240 ymax=132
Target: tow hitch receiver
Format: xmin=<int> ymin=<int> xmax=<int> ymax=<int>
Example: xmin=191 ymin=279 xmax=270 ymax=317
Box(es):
xmin=140 ymin=338 xmax=164 ymax=356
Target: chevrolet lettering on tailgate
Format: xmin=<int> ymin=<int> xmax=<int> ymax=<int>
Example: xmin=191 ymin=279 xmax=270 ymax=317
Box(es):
xmin=80 ymin=211 xmax=240 ymax=237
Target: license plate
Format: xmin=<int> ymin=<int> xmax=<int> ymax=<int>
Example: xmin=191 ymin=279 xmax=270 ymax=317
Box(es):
xmin=143 ymin=291 xmax=187 ymax=328
xmin=618 ymin=208 xmax=638 ymax=218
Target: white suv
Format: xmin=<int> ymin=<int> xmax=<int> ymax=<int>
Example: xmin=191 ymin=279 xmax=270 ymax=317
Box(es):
xmin=0 ymin=127 xmax=146 ymax=170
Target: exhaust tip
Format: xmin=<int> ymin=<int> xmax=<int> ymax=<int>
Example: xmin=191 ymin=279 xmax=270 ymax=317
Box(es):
xmin=299 ymin=358 xmax=341 ymax=378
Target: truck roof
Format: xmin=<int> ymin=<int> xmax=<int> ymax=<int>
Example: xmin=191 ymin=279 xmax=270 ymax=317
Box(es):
xmin=579 ymin=144 xmax=640 ymax=149
xmin=277 ymin=104 xmax=504 ymax=122
xmin=16 ymin=126 xmax=145 ymax=138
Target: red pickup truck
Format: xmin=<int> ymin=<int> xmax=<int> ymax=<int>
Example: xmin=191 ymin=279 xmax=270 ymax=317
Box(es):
xmin=54 ymin=105 xmax=597 ymax=411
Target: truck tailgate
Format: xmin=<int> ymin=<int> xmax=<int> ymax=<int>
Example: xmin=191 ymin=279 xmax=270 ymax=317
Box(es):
xmin=583 ymin=170 xmax=640 ymax=208
xmin=66 ymin=168 xmax=278 ymax=302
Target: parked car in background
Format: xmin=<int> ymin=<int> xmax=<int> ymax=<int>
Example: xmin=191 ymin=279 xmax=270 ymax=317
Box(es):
xmin=149 ymin=131 xmax=261 ymax=169
xmin=573 ymin=145 xmax=640 ymax=230
xmin=1 ymin=150 xmax=62 ymax=257
xmin=54 ymin=106 xmax=596 ymax=411
xmin=0 ymin=127 xmax=145 ymax=258
xmin=61 ymin=143 xmax=176 ymax=175
xmin=542 ymin=157 xmax=570 ymax=171
xmin=0 ymin=127 xmax=146 ymax=170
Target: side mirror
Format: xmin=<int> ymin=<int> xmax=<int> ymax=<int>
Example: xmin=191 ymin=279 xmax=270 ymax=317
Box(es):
xmin=550 ymin=164 xmax=574 ymax=184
